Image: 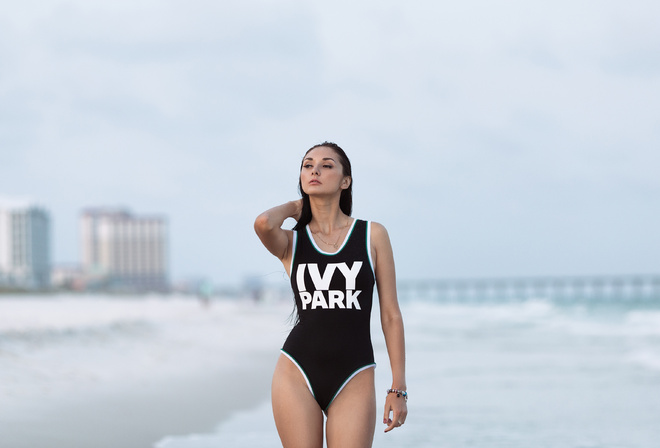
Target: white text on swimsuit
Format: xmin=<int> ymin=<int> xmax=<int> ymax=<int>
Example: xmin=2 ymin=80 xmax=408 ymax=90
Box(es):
xmin=296 ymin=262 xmax=363 ymax=310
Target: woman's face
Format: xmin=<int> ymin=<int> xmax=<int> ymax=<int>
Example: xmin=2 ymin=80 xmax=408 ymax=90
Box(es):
xmin=300 ymin=146 xmax=351 ymax=196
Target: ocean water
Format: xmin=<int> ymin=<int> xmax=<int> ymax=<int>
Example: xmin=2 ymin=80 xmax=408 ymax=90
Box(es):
xmin=1 ymin=295 xmax=659 ymax=447
xmin=0 ymin=295 xmax=284 ymax=427
xmin=156 ymin=298 xmax=660 ymax=448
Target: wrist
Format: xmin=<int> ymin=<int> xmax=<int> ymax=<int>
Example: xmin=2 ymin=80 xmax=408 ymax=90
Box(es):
xmin=386 ymin=388 xmax=408 ymax=401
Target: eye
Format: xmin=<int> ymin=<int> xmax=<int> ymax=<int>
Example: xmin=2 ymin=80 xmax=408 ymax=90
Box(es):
xmin=323 ymin=164 xmax=333 ymax=169
xmin=303 ymin=164 xmax=313 ymax=169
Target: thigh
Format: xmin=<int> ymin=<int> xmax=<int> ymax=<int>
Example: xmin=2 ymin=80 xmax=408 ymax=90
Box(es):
xmin=325 ymin=367 xmax=376 ymax=448
xmin=271 ymin=354 xmax=324 ymax=448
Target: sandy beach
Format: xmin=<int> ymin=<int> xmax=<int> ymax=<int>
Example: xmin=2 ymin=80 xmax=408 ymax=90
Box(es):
xmin=0 ymin=295 xmax=286 ymax=448
xmin=1 ymin=357 xmax=276 ymax=448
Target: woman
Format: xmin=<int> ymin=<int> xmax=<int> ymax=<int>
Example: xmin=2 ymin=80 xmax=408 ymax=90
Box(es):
xmin=254 ymin=142 xmax=407 ymax=448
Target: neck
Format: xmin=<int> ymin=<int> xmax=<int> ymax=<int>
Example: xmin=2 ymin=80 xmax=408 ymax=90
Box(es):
xmin=308 ymin=195 xmax=347 ymax=234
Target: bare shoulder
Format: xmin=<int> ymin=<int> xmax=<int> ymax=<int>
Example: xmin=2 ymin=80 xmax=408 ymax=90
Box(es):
xmin=370 ymin=221 xmax=391 ymax=246
xmin=368 ymin=221 xmax=396 ymax=286
xmin=369 ymin=221 xmax=394 ymax=270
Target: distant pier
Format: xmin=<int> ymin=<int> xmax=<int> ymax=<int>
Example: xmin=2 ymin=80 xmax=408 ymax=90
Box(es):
xmin=397 ymin=274 xmax=660 ymax=302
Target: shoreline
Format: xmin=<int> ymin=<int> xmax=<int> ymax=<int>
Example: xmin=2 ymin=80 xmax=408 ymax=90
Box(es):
xmin=0 ymin=296 xmax=289 ymax=448
xmin=0 ymin=352 xmax=277 ymax=448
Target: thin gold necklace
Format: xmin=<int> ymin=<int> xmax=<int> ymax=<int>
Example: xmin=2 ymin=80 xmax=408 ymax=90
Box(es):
xmin=311 ymin=217 xmax=350 ymax=249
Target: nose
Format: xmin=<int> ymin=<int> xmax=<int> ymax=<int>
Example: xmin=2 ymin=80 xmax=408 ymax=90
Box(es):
xmin=311 ymin=164 xmax=320 ymax=175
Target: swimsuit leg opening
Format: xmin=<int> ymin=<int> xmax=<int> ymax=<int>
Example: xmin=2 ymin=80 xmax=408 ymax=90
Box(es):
xmin=324 ymin=363 xmax=376 ymax=413
xmin=280 ymin=350 xmax=316 ymax=401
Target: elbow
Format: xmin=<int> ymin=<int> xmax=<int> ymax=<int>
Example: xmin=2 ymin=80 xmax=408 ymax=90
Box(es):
xmin=254 ymin=213 xmax=274 ymax=236
xmin=381 ymin=309 xmax=404 ymax=328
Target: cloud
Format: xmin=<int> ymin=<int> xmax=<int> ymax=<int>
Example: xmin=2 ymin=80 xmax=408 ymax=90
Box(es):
xmin=1 ymin=0 xmax=659 ymax=282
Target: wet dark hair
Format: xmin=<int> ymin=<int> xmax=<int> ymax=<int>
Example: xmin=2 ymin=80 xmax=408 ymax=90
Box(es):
xmin=292 ymin=142 xmax=353 ymax=231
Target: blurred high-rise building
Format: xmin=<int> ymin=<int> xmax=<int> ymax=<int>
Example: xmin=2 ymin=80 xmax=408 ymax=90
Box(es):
xmin=81 ymin=208 xmax=169 ymax=292
xmin=0 ymin=203 xmax=51 ymax=289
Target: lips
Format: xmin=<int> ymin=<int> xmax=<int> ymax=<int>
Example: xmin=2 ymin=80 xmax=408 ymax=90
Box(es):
xmin=309 ymin=180 xmax=321 ymax=185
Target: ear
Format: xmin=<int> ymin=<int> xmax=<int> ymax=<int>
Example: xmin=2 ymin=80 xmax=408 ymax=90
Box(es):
xmin=341 ymin=176 xmax=352 ymax=190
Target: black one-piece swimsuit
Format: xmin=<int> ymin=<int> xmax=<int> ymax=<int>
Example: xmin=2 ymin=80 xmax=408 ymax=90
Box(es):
xmin=281 ymin=219 xmax=376 ymax=413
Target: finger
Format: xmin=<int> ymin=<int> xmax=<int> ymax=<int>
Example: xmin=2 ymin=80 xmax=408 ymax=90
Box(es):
xmin=385 ymin=416 xmax=406 ymax=432
xmin=392 ymin=411 xmax=403 ymax=427
xmin=382 ymin=404 xmax=391 ymax=425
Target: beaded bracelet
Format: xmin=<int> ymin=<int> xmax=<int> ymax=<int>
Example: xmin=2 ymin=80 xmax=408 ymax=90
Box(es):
xmin=387 ymin=388 xmax=408 ymax=401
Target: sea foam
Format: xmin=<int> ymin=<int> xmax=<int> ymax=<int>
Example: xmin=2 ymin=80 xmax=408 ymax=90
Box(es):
xmin=155 ymin=298 xmax=660 ymax=448
xmin=0 ymin=295 xmax=287 ymax=412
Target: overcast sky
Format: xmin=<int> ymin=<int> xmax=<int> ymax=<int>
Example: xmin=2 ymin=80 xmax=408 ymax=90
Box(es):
xmin=1 ymin=0 xmax=658 ymax=287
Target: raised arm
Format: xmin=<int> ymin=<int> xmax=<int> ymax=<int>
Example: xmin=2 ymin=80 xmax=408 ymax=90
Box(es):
xmin=371 ymin=222 xmax=407 ymax=433
xmin=254 ymin=200 xmax=302 ymax=272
